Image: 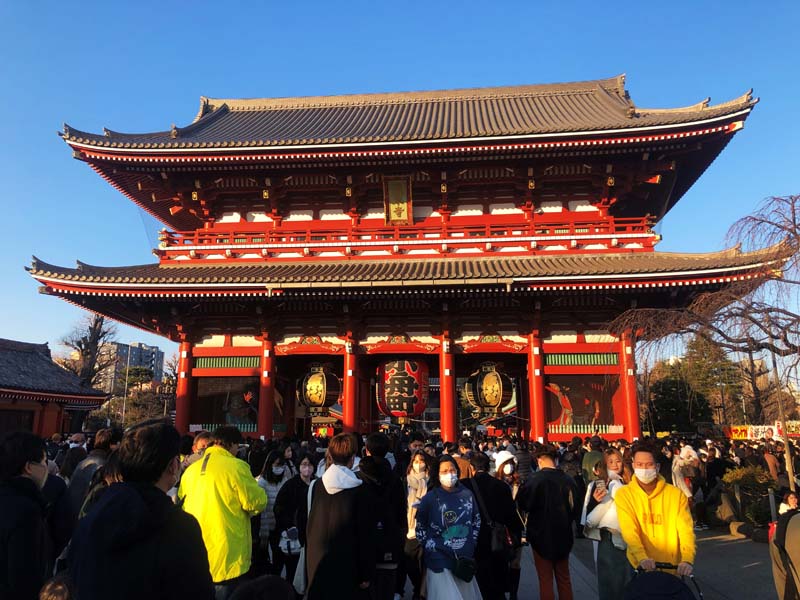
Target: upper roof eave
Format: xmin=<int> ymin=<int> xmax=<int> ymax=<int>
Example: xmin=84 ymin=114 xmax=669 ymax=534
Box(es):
xmin=59 ymin=76 xmax=756 ymax=154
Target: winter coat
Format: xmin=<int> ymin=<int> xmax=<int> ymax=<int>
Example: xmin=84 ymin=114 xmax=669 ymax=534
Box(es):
xmin=517 ymin=467 xmax=580 ymax=561
xmin=461 ymin=472 xmax=523 ymax=559
xmin=300 ymin=463 xmax=376 ymax=599
xmin=415 ymin=484 xmax=481 ymax=573
xmin=178 ymin=445 xmax=267 ymax=582
xmin=0 ymin=477 xmax=47 ymax=600
xmin=273 ymin=474 xmax=311 ymax=535
xmin=581 ymin=476 xmax=626 ymax=550
xmin=357 ymin=455 xmax=408 ymax=565
xmin=70 ymin=482 xmax=213 ymax=600
xmin=255 ymin=475 xmax=285 ymax=539
xmin=41 ymin=473 xmax=73 ymax=571
xmin=68 ymin=449 xmax=108 ymax=522
xmin=614 ymin=475 xmax=696 ymax=568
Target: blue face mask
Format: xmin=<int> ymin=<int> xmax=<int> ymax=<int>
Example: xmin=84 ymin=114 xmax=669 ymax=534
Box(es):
xmin=272 ymin=466 xmax=286 ymax=476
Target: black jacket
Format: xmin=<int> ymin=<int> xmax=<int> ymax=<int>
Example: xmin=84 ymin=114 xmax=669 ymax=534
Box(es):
xmin=299 ymin=465 xmax=376 ymax=599
xmin=69 ymin=482 xmax=213 ymax=600
xmin=0 ymin=477 xmax=47 ymax=600
xmin=41 ymin=474 xmax=72 ymax=572
xmin=462 ymin=472 xmax=523 ymax=559
xmin=517 ymin=467 xmax=579 ymax=561
xmin=273 ymin=474 xmax=310 ymax=534
xmin=357 ymin=456 xmax=408 ymax=564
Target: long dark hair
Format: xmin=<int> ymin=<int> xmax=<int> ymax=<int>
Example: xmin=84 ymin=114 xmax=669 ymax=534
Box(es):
xmin=406 ymin=449 xmax=432 ymax=477
xmin=260 ymin=450 xmax=285 ymax=484
xmin=429 ymin=454 xmax=460 ymax=490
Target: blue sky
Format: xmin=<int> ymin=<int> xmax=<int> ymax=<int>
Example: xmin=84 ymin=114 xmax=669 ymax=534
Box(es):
xmin=1 ymin=1 xmax=798 ymax=360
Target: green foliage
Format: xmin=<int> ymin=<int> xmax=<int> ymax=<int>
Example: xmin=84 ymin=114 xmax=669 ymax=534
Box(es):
xmin=722 ymin=466 xmax=776 ymax=527
xmin=649 ymin=375 xmax=711 ymax=431
xmin=722 ymin=465 xmax=775 ymax=488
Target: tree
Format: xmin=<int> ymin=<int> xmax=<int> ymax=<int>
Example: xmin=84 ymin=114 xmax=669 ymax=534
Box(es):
xmin=646 ymin=359 xmax=712 ymax=432
xmin=684 ymin=336 xmax=744 ymax=423
xmin=57 ymin=314 xmax=117 ymax=388
xmin=611 ymin=196 xmax=799 ymax=359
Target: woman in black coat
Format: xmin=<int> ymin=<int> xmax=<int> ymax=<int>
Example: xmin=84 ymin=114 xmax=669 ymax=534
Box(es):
xmin=273 ymin=453 xmax=316 ymax=590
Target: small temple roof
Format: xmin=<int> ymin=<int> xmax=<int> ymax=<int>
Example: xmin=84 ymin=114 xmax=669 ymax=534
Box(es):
xmin=0 ymin=338 xmax=108 ymax=401
xmin=28 ymin=245 xmax=782 ymax=291
xmin=61 ymin=75 xmax=756 ymax=151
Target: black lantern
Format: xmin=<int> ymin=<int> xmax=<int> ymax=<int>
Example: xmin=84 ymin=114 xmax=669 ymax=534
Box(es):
xmin=299 ymin=363 xmax=341 ymax=416
xmin=464 ymin=362 xmax=513 ymax=417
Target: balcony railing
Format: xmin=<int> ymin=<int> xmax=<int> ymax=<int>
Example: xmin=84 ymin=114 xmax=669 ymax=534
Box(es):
xmin=157 ymin=216 xmax=657 ymax=260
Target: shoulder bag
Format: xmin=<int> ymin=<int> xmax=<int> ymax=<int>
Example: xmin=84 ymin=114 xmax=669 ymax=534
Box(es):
xmin=471 ymin=479 xmax=514 ymax=559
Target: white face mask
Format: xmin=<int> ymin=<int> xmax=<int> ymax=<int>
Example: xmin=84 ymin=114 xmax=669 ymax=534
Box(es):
xmin=634 ymin=468 xmax=658 ymax=484
xmin=503 ymin=463 xmax=515 ymax=476
xmin=272 ymin=466 xmax=286 ymax=476
xmin=412 ymin=463 xmax=426 ymax=474
xmin=439 ymin=473 xmax=458 ymax=488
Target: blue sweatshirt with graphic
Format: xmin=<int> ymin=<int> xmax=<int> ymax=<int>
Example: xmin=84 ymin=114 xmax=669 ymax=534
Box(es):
xmin=415 ymin=484 xmax=480 ymax=572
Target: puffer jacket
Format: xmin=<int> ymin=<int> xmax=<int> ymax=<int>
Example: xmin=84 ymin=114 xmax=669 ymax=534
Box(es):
xmin=178 ymin=445 xmax=267 ymax=582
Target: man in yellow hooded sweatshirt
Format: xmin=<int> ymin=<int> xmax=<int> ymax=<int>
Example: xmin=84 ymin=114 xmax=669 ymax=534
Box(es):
xmin=615 ymin=442 xmax=696 ymax=577
xmin=179 ymin=426 xmax=267 ymax=599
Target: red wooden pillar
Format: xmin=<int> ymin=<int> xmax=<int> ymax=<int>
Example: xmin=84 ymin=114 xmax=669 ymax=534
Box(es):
xmin=439 ymin=335 xmax=457 ymax=444
xmin=258 ymin=335 xmax=275 ymax=439
xmin=620 ymin=331 xmax=642 ymax=441
xmin=342 ymin=340 xmax=359 ymax=433
xmin=527 ymin=330 xmax=547 ymax=442
xmin=175 ymin=340 xmax=193 ymax=434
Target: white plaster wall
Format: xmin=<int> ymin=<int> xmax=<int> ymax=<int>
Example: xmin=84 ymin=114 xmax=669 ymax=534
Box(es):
xmin=196 ymin=334 xmax=226 ymax=348
xmin=231 ymin=335 xmax=261 ymax=347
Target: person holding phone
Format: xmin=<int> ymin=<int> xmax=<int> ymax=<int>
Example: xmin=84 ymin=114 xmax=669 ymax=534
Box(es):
xmin=580 ymin=447 xmax=631 ymax=600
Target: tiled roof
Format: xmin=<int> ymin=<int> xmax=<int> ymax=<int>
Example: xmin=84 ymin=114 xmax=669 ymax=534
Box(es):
xmin=0 ymin=338 xmax=108 ymax=399
xmin=61 ymin=76 xmax=756 ymax=151
xmin=28 ymin=245 xmax=782 ymax=290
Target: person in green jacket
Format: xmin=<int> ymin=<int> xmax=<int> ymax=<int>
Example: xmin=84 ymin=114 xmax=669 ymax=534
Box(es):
xmin=179 ymin=426 xmax=267 ymax=599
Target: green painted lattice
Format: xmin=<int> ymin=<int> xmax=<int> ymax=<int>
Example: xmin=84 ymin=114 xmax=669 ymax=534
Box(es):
xmin=544 ymin=353 xmax=619 ymax=366
xmin=194 ymin=356 xmax=260 ymax=369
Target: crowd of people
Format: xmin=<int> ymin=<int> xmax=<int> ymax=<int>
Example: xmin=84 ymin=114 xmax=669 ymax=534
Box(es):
xmin=2 ymin=422 xmax=800 ymax=600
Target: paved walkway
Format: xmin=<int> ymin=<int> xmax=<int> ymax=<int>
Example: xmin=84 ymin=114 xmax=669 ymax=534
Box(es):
xmin=402 ymin=528 xmax=776 ymax=599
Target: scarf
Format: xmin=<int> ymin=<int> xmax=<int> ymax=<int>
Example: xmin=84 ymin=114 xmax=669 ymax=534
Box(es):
xmin=406 ymin=471 xmax=428 ymax=538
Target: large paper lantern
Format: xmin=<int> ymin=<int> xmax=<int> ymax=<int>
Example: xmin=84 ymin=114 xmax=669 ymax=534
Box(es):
xmin=464 ymin=362 xmax=513 ymax=417
xmin=299 ymin=363 xmax=341 ymax=416
xmin=376 ymin=359 xmax=429 ymax=418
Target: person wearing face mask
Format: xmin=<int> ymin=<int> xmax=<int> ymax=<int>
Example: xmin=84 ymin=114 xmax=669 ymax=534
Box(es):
xmin=256 ymin=450 xmax=291 ymax=576
xmin=614 ymin=442 xmax=696 ymax=579
xmin=401 ymin=450 xmax=431 ymax=600
xmin=0 ymin=431 xmax=50 ymax=600
xmin=414 ymin=455 xmax=481 ymax=599
xmin=462 ymin=451 xmax=522 ymax=600
xmin=494 ymin=451 xmax=524 ymax=600
xmin=580 ymin=447 xmax=631 ymax=600
xmin=68 ymin=419 xmax=213 ymax=600
xmin=273 ymin=452 xmax=317 ymax=593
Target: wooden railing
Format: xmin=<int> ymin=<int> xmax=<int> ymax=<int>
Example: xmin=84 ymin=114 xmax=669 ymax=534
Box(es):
xmin=160 ymin=216 xmax=654 ymax=250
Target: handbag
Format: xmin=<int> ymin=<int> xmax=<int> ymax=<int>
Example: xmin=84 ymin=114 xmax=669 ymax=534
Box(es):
xmin=471 ymin=479 xmax=514 ymax=558
xmin=452 ymin=554 xmax=477 ymax=583
xmin=292 ymin=480 xmax=316 ymax=595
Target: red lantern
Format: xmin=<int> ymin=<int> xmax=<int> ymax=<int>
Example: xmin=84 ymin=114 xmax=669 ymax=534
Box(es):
xmin=376 ymin=360 xmax=429 ymax=418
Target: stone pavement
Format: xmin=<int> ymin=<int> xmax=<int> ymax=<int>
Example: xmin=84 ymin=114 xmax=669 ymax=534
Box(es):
xmin=401 ymin=528 xmax=776 ymax=599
